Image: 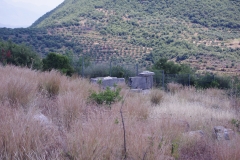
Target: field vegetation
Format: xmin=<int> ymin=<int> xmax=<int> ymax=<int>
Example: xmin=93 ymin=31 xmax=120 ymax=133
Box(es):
xmin=0 ymin=65 xmax=239 ymax=159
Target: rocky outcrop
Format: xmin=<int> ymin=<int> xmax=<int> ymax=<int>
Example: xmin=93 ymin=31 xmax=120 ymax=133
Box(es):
xmin=213 ymin=126 xmax=235 ymax=140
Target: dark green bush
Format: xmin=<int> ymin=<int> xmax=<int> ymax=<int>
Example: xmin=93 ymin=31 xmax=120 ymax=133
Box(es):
xmin=194 ymin=74 xmax=231 ymax=89
xmin=42 ymin=52 xmax=74 ymax=76
xmin=152 ymin=58 xmax=193 ymax=74
xmin=84 ymin=64 xmax=109 ymax=78
xmin=111 ymin=65 xmax=135 ymax=78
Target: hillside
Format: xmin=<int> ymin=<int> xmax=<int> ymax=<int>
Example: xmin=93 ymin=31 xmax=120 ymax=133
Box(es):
xmin=0 ymin=0 xmax=240 ymax=73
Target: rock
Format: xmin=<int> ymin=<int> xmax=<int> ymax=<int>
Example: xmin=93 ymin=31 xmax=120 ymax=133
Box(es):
xmin=33 ymin=113 xmax=50 ymax=125
xmin=187 ymin=130 xmax=204 ymax=140
xmin=33 ymin=113 xmax=67 ymax=152
xmin=130 ymin=89 xmax=151 ymax=94
xmin=214 ymin=126 xmax=235 ymax=140
xmin=129 ymin=71 xmax=155 ymax=90
xmin=91 ymin=77 xmax=125 ymax=89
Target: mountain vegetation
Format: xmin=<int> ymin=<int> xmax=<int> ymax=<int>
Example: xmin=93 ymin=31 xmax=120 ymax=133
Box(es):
xmin=0 ymin=0 xmax=240 ymax=73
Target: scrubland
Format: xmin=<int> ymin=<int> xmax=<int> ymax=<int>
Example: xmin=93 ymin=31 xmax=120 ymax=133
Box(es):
xmin=0 ymin=65 xmax=239 ymax=160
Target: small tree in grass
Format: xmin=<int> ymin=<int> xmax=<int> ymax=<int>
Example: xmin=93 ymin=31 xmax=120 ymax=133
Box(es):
xmin=43 ymin=52 xmax=74 ymax=76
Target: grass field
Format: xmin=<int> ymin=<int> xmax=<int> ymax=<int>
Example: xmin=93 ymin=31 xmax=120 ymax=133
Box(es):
xmin=0 ymin=65 xmax=239 ymax=159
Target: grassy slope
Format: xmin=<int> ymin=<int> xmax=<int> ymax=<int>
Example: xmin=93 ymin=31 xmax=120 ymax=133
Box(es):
xmin=0 ymin=0 xmax=240 ymax=73
xmin=32 ymin=0 xmax=240 ymax=29
xmin=0 ymin=65 xmax=240 ymax=159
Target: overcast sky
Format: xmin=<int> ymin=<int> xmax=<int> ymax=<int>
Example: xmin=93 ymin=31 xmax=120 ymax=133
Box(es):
xmin=0 ymin=0 xmax=64 ymax=28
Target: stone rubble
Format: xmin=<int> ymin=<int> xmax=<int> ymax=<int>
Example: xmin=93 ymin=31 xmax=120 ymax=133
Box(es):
xmin=213 ymin=126 xmax=235 ymax=140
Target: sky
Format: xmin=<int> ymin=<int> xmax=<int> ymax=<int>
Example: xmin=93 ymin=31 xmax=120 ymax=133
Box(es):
xmin=0 ymin=0 xmax=64 ymax=28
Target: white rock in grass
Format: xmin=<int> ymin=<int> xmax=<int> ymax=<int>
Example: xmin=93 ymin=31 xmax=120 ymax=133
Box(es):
xmin=182 ymin=130 xmax=204 ymax=142
xmin=188 ymin=130 xmax=204 ymax=139
xmin=33 ymin=113 xmax=50 ymax=125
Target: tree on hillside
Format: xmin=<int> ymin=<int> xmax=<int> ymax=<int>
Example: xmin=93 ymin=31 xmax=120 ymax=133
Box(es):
xmin=0 ymin=40 xmax=42 ymax=69
xmin=152 ymin=58 xmax=193 ymax=74
xmin=42 ymin=52 xmax=74 ymax=76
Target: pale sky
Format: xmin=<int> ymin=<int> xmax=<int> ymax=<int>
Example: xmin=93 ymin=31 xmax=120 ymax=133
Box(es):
xmin=0 ymin=0 xmax=64 ymax=28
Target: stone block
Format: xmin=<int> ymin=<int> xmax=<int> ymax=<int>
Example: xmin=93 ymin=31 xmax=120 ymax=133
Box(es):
xmin=129 ymin=71 xmax=155 ymax=90
xmin=214 ymin=126 xmax=235 ymax=140
xmin=91 ymin=76 xmax=125 ymax=89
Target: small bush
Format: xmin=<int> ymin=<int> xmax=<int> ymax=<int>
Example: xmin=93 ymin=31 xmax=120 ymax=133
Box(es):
xmin=111 ymin=65 xmax=135 ymax=78
xmin=89 ymin=87 xmax=122 ymax=106
xmin=194 ymin=74 xmax=231 ymax=89
xmin=150 ymin=89 xmax=164 ymax=105
xmin=231 ymin=119 xmax=240 ymax=130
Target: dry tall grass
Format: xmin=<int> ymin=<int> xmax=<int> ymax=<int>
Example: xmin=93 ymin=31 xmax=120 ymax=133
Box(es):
xmin=0 ymin=65 xmax=239 ymax=159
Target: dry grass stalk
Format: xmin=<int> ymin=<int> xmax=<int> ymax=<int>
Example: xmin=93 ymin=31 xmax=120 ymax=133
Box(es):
xmin=150 ymin=89 xmax=165 ymax=106
xmin=167 ymin=82 xmax=183 ymax=94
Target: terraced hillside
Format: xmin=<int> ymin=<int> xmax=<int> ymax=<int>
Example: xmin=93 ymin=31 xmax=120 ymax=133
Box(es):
xmin=0 ymin=0 xmax=240 ymax=72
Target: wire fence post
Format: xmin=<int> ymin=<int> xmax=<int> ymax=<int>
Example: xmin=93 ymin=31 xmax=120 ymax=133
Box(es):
xmin=136 ymin=63 xmax=139 ymax=76
xmin=188 ymin=74 xmax=190 ymax=86
xmin=82 ymin=56 xmax=84 ymax=78
xmin=162 ymin=70 xmax=165 ymax=90
xmin=110 ymin=60 xmax=112 ymax=76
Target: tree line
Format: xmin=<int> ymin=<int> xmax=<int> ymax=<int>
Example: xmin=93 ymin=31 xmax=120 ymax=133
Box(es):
xmin=1 ymin=40 xmax=239 ymax=93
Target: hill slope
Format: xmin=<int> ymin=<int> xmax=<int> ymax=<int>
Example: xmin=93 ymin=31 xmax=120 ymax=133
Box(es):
xmin=1 ymin=0 xmax=240 ymax=73
xmin=32 ymin=0 xmax=240 ymax=29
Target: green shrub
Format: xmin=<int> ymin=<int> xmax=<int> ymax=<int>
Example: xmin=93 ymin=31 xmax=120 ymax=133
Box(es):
xmin=152 ymin=58 xmax=193 ymax=74
xmin=111 ymin=65 xmax=135 ymax=78
xmin=231 ymin=119 xmax=240 ymax=129
xmin=194 ymin=74 xmax=231 ymax=89
xmin=42 ymin=52 xmax=74 ymax=76
xmin=84 ymin=64 xmax=109 ymax=78
xmin=89 ymin=87 xmax=122 ymax=106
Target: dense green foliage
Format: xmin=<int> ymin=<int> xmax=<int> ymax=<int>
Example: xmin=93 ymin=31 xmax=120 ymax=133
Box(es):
xmin=89 ymin=87 xmax=122 ymax=106
xmin=111 ymin=65 xmax=135 ymax=78
xmin=42 ymin=52 xmax=74 ymax=76
xmin=151 ymin=58 xmax=240 ymax=91
xmin=194 ymin=74 xmax=231 ymax=89
xmin=32 ymin=0 xmax=240 ymax=29
xmin=152 ymin=58 xmax=193 ymax=74
xmin=0 ymin=40 xmax=41 ymax=69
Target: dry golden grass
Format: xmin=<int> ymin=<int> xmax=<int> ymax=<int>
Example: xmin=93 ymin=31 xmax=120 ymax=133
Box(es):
xmin=0 ymin=65 xmax=239 ymax=159
xmin=167 ymin=82 xmax=183 ymax=94
xmin=150 ymin=89 xmax=165 ymax=106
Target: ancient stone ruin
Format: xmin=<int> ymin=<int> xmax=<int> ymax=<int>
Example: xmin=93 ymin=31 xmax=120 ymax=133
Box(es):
xmin=213 ymin=126 xmax=235 ymax=140
xmin=90 ymin=76 xmax=125 ymax=89
xmin=129 ymin=71 xmax=155 ymax=90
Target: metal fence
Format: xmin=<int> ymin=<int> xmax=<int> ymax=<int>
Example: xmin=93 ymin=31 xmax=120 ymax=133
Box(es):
xmin=152 ymin=71 xmax=231 ymax=90
xmin=77 ymin=58 xmax=144 ymax=81
xmin=74 ymin=57 xmax=240 ymax=95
